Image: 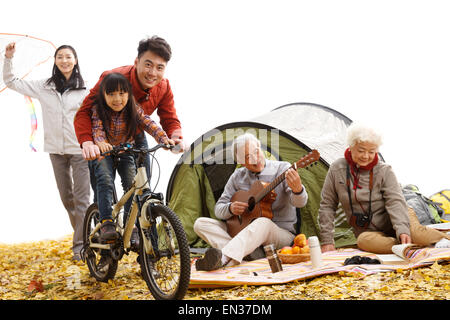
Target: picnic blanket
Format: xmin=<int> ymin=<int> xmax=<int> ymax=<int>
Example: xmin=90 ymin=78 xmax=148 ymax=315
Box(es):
xmin=189 ymin=247 xmax=450 ymax=288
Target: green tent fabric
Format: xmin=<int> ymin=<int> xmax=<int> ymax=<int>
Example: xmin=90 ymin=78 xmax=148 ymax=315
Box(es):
xmin=167 ymin=103 xmax=362 ymax=248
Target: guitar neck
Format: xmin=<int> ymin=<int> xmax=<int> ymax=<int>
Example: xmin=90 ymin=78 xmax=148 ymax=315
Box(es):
xmin=252 ymin=150 xmax=320 ymax=204
xmin=254 ymin=164 xmax=294 ymax=203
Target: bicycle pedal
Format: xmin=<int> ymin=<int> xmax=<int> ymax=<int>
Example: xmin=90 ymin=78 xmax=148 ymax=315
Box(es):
xmin=79 ymin=248 xmax=86 ymax=263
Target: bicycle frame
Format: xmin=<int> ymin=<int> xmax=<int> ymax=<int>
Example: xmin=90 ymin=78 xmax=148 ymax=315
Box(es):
xmin=87 ymin=154 xmax=160 ymax=254
xmin=82 ymin=143 xmax=190 ymax=300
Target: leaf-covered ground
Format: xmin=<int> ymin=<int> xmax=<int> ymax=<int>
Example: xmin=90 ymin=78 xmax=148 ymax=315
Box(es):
xmin=0 ymin=235 xmax=449 ymax=300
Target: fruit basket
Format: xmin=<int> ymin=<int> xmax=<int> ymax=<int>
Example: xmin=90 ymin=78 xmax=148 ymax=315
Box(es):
xmin=277 ymin=250 xmax=310 ymax=264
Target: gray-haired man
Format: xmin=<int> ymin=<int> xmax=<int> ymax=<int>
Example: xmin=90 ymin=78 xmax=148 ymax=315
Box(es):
xmin=194 ymin=133 xmax=308 ymax=271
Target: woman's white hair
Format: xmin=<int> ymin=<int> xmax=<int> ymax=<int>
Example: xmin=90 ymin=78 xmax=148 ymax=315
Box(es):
xmin=232 ymin=133 xmax=261 ymax=163
xmin=346 ymin=123 xmax=383 ymax=148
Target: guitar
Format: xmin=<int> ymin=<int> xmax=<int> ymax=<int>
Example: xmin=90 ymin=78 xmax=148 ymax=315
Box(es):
xmin=226 ymin=150 xmax=320 ymax=237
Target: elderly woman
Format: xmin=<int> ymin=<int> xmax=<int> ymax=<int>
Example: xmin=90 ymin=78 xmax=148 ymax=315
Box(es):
xmin=319 ymin=123 xmax=449 ymax=254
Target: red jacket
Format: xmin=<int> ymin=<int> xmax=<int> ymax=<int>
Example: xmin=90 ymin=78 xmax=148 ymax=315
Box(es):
xmin=74 ymin=65 xmax=182 ymax=145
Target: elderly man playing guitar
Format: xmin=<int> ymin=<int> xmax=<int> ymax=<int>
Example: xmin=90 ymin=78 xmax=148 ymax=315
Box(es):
xmin=194 ymin=133 xmax=309 ymax=271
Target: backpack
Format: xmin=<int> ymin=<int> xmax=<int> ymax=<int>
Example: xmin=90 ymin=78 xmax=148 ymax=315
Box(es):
xmin=429 ymin=189 xmax=450 ymax=221
xmin=402 ymin=184 xmax=443 ymax=225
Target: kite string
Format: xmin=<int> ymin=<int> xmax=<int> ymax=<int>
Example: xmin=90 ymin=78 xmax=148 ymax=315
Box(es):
xmin=0 ymin=33 xmax=56 ymax=150
xmin=24 ymin=95 xmax=37 ymax=152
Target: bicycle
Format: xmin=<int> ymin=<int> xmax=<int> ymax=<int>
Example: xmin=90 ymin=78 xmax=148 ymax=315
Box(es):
xmin=80 ymin=143 xmax=191 ymax=300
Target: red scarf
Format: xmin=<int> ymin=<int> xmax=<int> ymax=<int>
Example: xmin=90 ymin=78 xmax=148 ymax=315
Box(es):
xmin=344 ymin=148 xmax=378 ymax=190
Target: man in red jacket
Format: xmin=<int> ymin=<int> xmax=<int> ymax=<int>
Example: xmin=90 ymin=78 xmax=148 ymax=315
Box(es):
xmin=74 ymin=36 xmax=184 ymax=252
xmin=74 ymin=35 xmax=184 ymax=160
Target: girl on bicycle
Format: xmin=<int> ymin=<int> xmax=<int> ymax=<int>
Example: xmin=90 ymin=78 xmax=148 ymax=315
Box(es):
xmin=3 ymin=43 xmax=90 ymax=261
xmin=90 ymin=72 xmax=173 ymax=241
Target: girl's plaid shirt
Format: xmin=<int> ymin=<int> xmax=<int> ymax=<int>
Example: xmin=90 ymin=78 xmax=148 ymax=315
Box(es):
xmin=91 ymin=104 xmax=168 ymax=146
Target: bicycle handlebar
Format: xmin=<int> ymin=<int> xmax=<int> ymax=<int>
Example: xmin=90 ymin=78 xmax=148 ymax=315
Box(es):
xmin=100 ymin=143 xmax=174 ymax=157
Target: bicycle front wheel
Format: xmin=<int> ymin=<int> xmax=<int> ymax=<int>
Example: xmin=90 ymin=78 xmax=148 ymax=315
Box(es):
xmin=139 ymin=204 xmax=191 ymax=300
xmin=82 ymin=203 xmax=118 ymax=282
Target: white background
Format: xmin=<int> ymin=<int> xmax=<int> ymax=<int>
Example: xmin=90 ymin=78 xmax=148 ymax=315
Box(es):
xmin=1 ymin=0 xmax=450 ymax=243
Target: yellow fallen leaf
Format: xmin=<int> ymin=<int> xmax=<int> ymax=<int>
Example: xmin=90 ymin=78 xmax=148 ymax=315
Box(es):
xmin=1 ymin=234 xmax=450 ymax=300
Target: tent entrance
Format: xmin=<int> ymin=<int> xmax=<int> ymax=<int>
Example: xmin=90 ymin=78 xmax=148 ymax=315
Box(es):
xmin=167 ymin=103 xmax=359 ymax=248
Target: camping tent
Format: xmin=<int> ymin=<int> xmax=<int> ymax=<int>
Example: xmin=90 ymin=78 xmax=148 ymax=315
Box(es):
xmin=166 ymin=102 xmax=358 ymax=248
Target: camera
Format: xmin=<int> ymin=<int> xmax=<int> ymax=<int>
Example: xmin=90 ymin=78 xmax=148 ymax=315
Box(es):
xmin=350 ymin=212 xmax=371 ymax=229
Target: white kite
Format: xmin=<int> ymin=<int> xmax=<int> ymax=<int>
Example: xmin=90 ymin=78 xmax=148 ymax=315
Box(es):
xmin=0 ymin=33 xmax=56 ymax=151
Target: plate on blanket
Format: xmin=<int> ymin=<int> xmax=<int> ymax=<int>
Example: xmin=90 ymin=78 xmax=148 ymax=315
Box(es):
xmin=427 ymin=222 xmax=450 ymax=231
xmin=277 ymin=250 xmax=310 ymax=264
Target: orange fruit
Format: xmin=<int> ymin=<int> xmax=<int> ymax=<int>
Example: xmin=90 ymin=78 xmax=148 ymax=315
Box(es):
xmin=280 ymin=246 xmax=293 ymax=255
xmin=299 ymin=245 xmax=310 ymax=254
xmin=294 ymin=234 xmax=307 ymax=247
xmin=292 ymin=246 xmax=301 ymax=254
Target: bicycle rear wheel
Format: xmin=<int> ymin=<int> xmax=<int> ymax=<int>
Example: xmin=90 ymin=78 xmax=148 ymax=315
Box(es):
xmin=139 ymin=204 xmax=191 ymax=300
xmin=82 ymin=203 xmax=118 ymax=282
